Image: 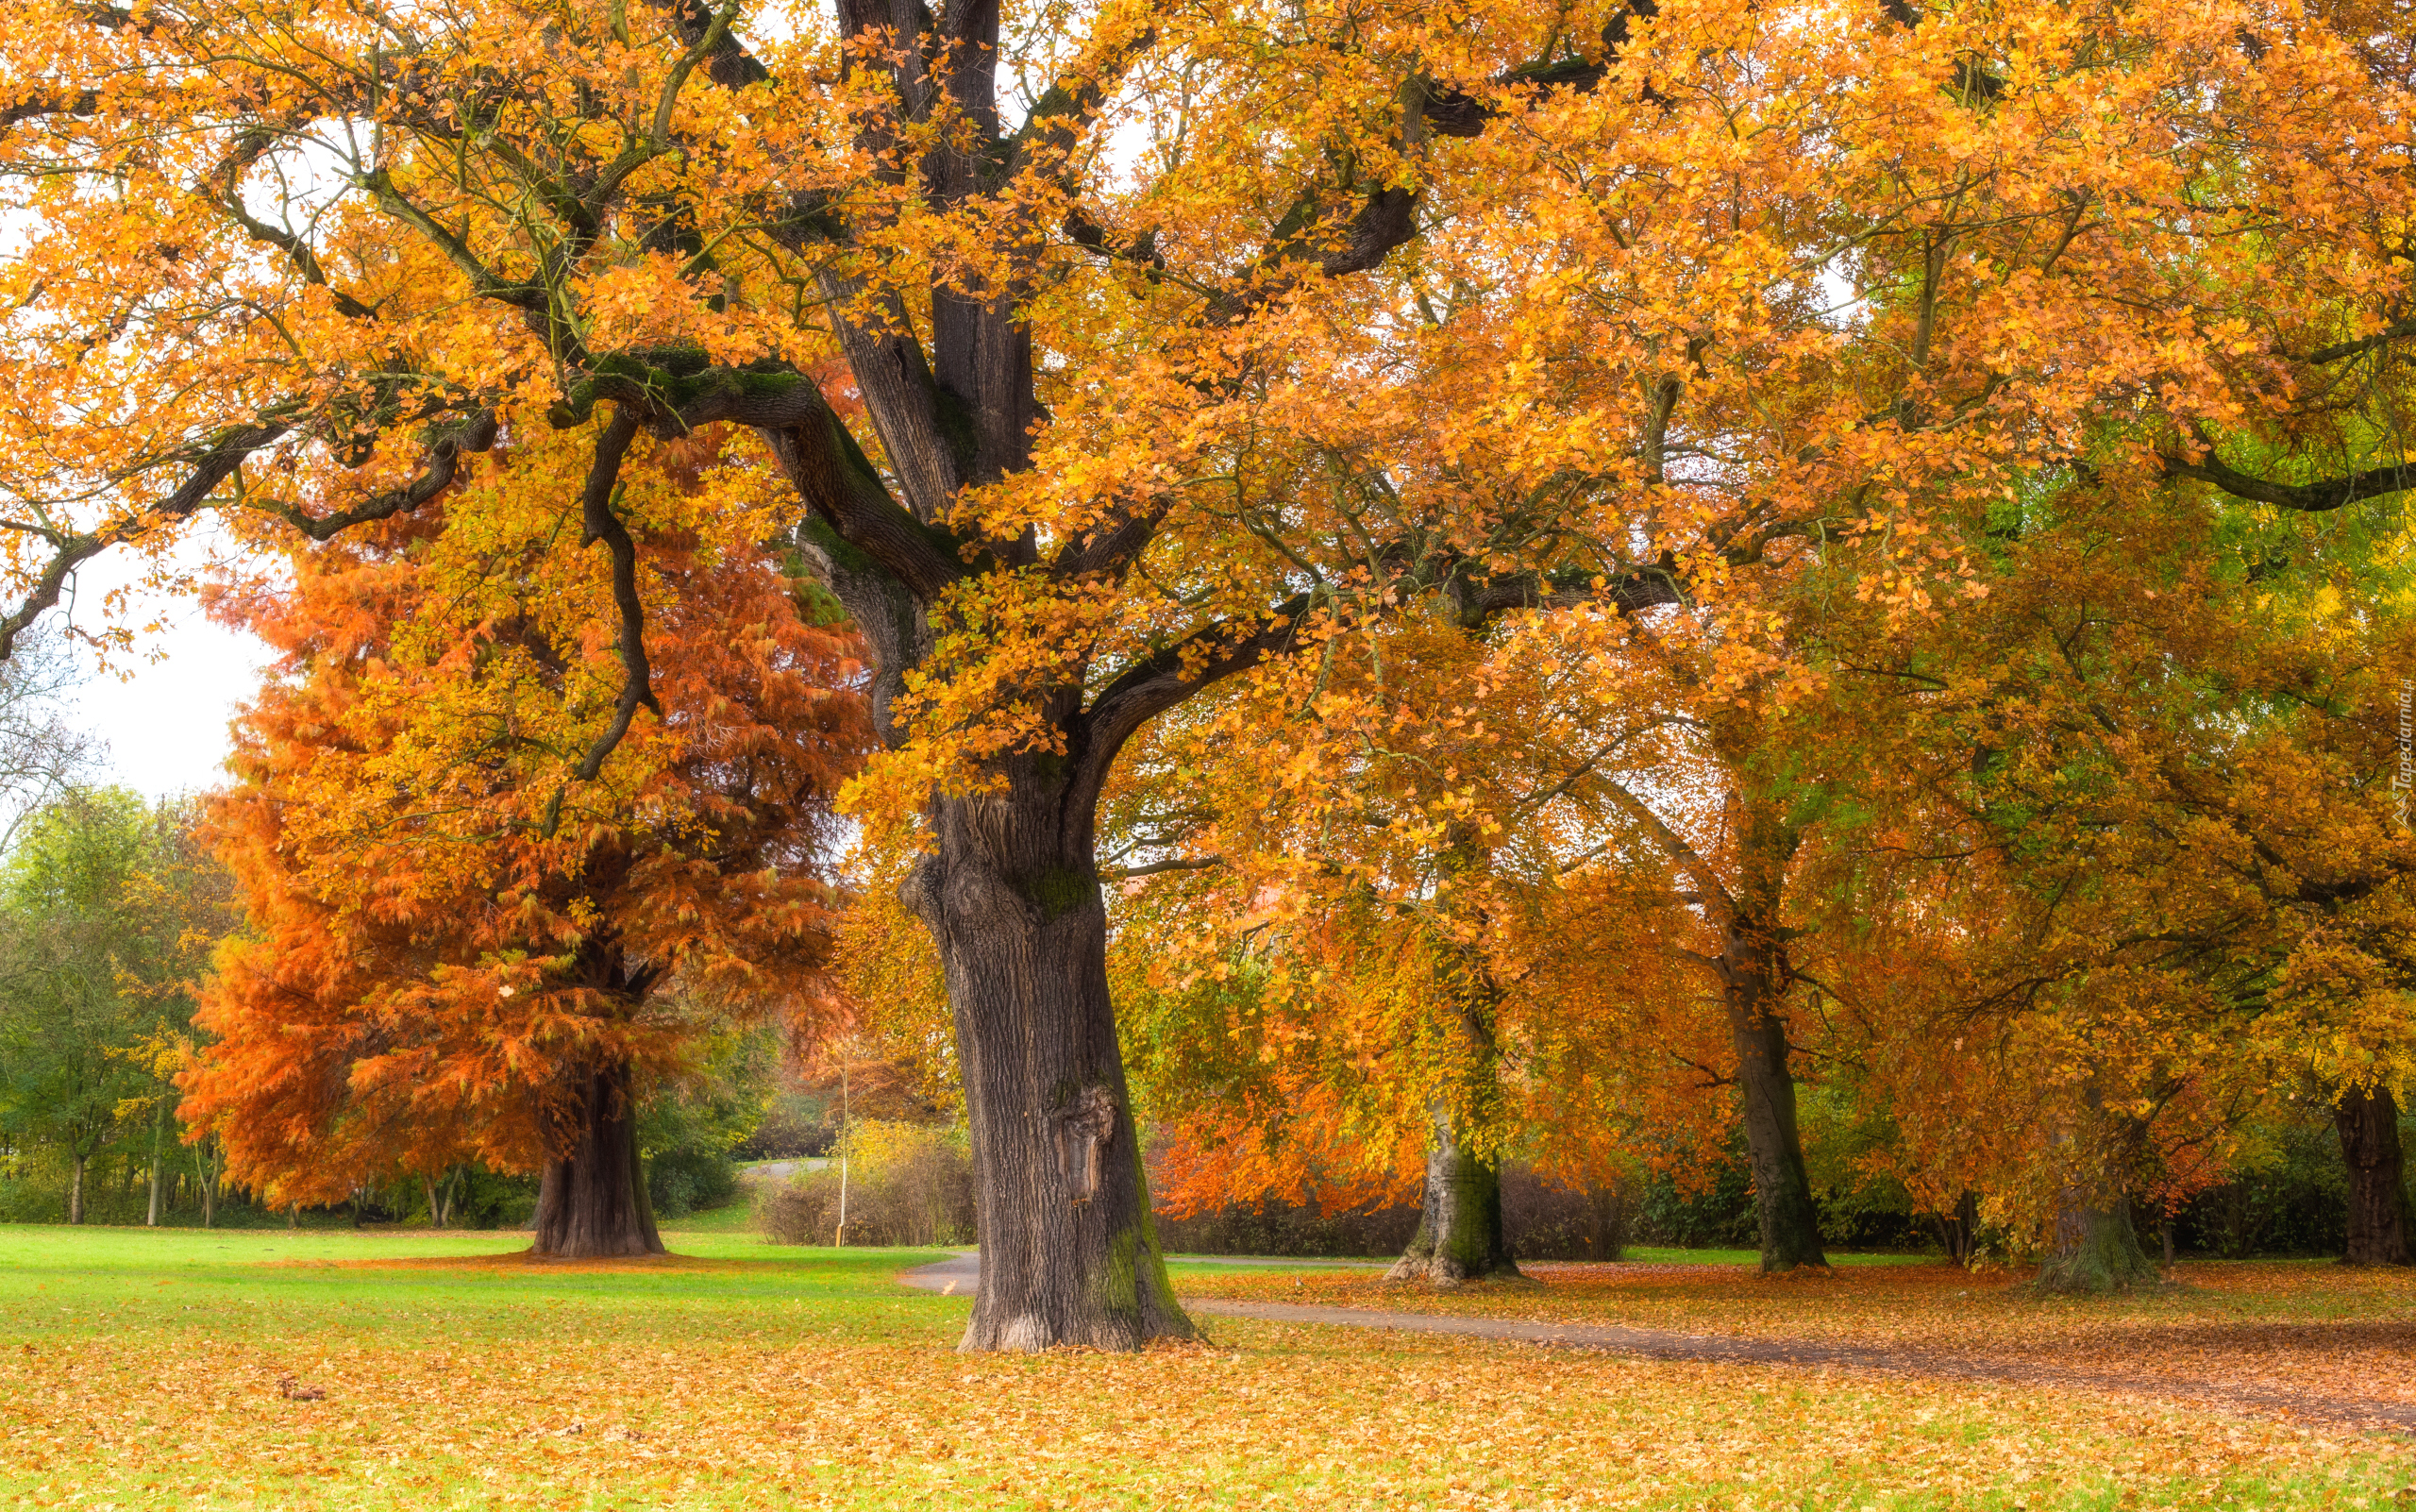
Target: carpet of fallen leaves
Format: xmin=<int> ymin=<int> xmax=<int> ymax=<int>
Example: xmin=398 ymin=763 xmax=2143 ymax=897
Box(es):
xmin=1 ymin=1230 xmax=2413 ymax=1510
xmin=1181 ymin=1259 xmax=2416 ymax=1425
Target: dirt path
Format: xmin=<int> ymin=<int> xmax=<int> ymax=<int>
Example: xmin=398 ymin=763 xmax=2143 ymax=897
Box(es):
xmin=897 ymin=1257 xmax=2416 ymax=1436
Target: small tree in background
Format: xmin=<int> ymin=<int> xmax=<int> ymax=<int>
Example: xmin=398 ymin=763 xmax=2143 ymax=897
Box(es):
xmin=0 ymin=791 xmax=226 ymax=1222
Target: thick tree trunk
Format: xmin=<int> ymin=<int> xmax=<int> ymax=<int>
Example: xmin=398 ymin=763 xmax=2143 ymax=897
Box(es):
xmin=2036 ymin=1195 xmax=2159 ymax=1292
xmin=1724 ymin=957 xmax=1827 ymax=1273
xmin=1387 ymin=1105 xmax=1519 ymax=1283
xmin=2037 ymin=1094 xmax=2160 ymax=1292
xmin=2336 ymin=1083 xmax=2413 ymax=1267
xmin=531 ymin=1062 xmax=664 ymax=1259
xmin=67 ymin=1154 xmax=84 ymax=1225
xmin=1590 ymin=1179 xmax=1626 ymax=1262
xmin=906 ymin=789 xmax=1192 ymax=1352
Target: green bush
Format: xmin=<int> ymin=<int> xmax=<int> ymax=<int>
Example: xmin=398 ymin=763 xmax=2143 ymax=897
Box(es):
xmin=647 ymin=1147 xmax=739 ymax=1220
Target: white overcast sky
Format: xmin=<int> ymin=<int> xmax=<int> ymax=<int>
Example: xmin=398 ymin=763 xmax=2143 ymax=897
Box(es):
xmin=54 ymin=526 xmax=277 ymax=801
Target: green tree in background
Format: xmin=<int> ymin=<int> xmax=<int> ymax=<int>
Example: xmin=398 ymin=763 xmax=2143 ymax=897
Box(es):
xmin=0 ymin=791 xmax=231 ymax=1223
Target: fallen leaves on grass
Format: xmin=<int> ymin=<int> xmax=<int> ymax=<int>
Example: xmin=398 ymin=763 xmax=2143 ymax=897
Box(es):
xmin=2 ymin=1310 xmax=2412 ymax=1509
xmin=1180 ymin=1260 xmax=2416 ymax=1429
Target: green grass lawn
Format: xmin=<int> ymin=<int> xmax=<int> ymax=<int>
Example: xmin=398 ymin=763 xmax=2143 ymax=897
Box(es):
xmin=0 ymin=1226 xmax=2408 ymax=1510
xmin=659 ymin=1198 xmax=762 ymax=1236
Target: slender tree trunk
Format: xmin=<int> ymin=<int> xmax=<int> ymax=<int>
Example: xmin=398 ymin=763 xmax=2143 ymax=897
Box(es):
xmin=68 ymin=1153 xmax=85 ymax=1225
xmin=2336 ymin=1083 xmax=2413 ymax=1267
xmin=1937 ymin=1190 xmax=1980 ymax=1267
xmin=146 ymin=1104 xmax=166 ymax=1228
xmin=1722 ymin=931 xmax=1826 ymax=1272
xmin=193 ymin=1143 xmax=215 ymax=1229
xmin=904 ymin=788 xmax=1192 ymax=1352
xmin=835 ymin=1064 xmax=850 ymax=1247
xmin=1387 ymin=1105 xmax=1519 ymax=1283
xmin=531 ymin=1061 xmax=664 ymax=1259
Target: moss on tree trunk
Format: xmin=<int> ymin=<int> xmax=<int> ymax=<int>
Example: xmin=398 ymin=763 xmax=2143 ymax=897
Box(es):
xmin=1387 ymin=1106 xmax=1519 ymax=1284
xmin=2035 ymin=1197 xmax=2160 ymax=1293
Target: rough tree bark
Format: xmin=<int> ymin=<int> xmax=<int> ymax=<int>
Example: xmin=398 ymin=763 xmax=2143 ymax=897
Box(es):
xmin=2037 ymin=1196 xmax=2160 ymax=1292
xmin=1716 ymin=794 xmax=1826 ymax=1273
xmin=2336 ymin=1083 xmax=2412 ymax=1267
xmin=530 ymin=1061 xmax=664 ymax=1260
xmin=904 ymin=782 xmax=1191 ymax=1351
xmin=1608 ymin=767 xmax=1826 ymax=1273
xmin=1387 ymin=1105 xmax=1520 ymax=1284
xmin=1723 ymin=949 xmax=1827 ymax=1274
xmin=2036 ymin=1100 xmax=2159 ymax=1293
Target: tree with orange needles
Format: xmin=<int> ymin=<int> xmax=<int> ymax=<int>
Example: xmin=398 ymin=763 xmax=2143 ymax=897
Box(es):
xmin=182 ymin=428 xmax=869 ymax=1257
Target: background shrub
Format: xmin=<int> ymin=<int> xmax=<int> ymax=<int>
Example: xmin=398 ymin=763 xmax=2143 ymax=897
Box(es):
xmin=647 ymin=1147 xmax=740 ymax=1220
xmin=761 ymin=1121 xmax=975 ymax=1247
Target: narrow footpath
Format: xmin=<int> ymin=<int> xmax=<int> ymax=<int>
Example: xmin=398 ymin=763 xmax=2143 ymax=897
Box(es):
xmin=898 ymin=1255 xmax=2416 ymax=1436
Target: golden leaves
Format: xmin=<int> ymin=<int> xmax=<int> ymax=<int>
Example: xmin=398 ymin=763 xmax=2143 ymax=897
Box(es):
xmin=4 ymin=1235 xmax=2414 ymax=1509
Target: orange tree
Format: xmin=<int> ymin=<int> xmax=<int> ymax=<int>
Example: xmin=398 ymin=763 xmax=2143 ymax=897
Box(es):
xmin=1104 ymin=604 xmax=1669 ymax=1281
xmin=5 ymin=0 xmax=2411 ymax=1341
xmin=181 ymin=425 xmax=867 ymax=1257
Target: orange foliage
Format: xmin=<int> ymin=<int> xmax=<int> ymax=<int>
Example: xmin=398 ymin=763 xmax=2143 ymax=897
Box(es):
xmin=181 ymin=433 xmax=871 ymax=1204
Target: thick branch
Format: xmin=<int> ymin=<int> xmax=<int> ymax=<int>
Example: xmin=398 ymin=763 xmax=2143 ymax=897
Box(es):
xmin=1452 ymin=565 xmax=1681 ymax=624
xmin=1601 ymin=776 xmax=1736 ymax=925
xmin=2302 ymin=316 xmax=2416 ymax=367
xmin=1102 ymin=855 xmax=1222 ymax=879
xmin=0 ymin=91 xmax=99 ymax=128
xmin=762 ymin=398 xmax=965 ymax=602
xmin=256 ymin=411 xmax=497 ymax=540
xmin=1073 ymin=592 xmax=1317 ymax=812
xmin=2169 ymin=451 xmax=2412 ymax=513
xmin=570 ymin=409 xmax=658 ymax=783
